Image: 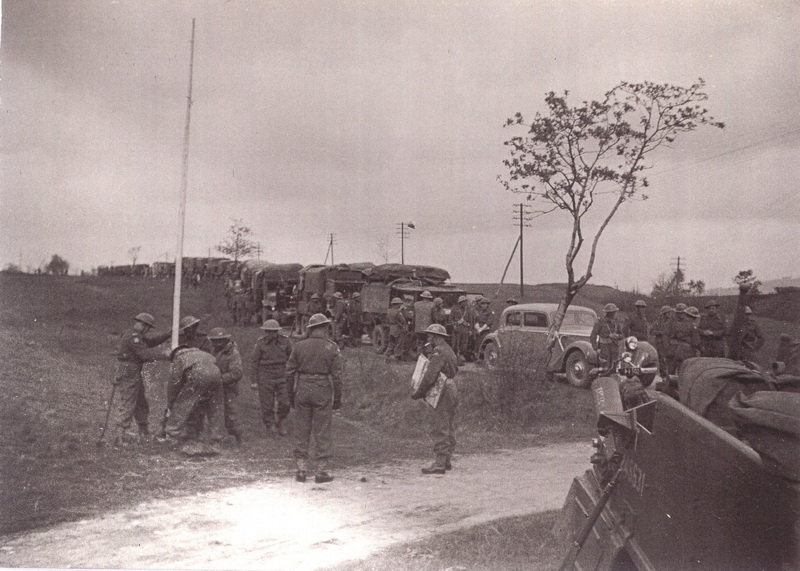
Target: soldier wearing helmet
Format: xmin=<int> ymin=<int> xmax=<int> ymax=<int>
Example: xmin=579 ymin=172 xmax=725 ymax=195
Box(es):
xmin=346 ymin=292 xmax=363 ymax=347
xmin=178 ymin=315 xmax=213 ymax=353
xmin=650 ymin=306 xmax=675 ymax=377
xmin=286 ymin=313 xmax=343 ymax=484
xmin=698 ymin=300 xmax=728 ymax=357
xmin=209 ymin=328 xmax=243 ymax=444
xmin=385 ymin=297 xmax=409 ymax=361
xmin=411 ymin=324 xmax=459 ymax=474
xmin=448 ymin=295 xmax=474 ymax=364
xmin=111 ymin=313 xmax=171 ymax=446
xmin=474 ymin=297 xmax=495 ymax=341
xmin=431 ymin=297 xmax=447 ymax=328
xmin=590 ymin=303 xmax=625 ymax=366
xmin=303 ymin=293 xmax=325 ymax=335
xmin=665 ymin=303 xmax=701 ymax=379
xmin=740 ymin=307 xmax=765 ymax=362
xmin=413 ymin=291 xmax=436 ymax=352
xmin=626 ymin=300 xmax=650 ymax=342
xmin=330 ymin=292 xmax=348 ymax=346
xmin=249 ymin=319 xmax=293 ymax=437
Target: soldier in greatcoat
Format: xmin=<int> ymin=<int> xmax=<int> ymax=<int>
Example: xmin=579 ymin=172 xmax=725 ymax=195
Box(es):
xmin=626 ymin=300 xmax=650 ymax=341
xmin=590 ymin=303 xmax=625 ymax=366
xmin=249 ymin=319 xmax=293 ymax=436
xmin=209 ymin=327 xmax=243 ymax=444
xmin=385 ymin=297 xmax=408 ymax=360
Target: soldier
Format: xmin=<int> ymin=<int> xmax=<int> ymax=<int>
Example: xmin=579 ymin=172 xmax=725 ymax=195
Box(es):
xmin=740 ymin=306 xmax=765 ymax=362
xmin=331 ymin=292 xmax=348 ymax=346
xmin=698 ymin=300 xmax=728 ymax=357
xmin=590 ymin=303 xmax=625 ymax=366
xmin=651 ymin=306 xmax=674 ymax=377
xmin=304 ymin=293 xmax=325 ymax=335
xmin=286 ymin=313 xmax=343 ymax=484
xmin=626 ymin=300 xmax=650 ymax=341
xmin=411 ymin=324 xmax=459 ymax=474
xmin=474 ymin=297 xmax=495 ymax=344
xmin=250 ymin=319 xmax=293 ymax=436
xmin=401 ymin=296 xmax=416 ymax=358
xmin=112 ymin=313 xmax=170 ymax=446
xmin=385 ymin=297 xmax=408 ymax=361
xmin=163 ymin=345 xmax=224 ymax=446
xmin=413 ymin=291 xmax=435 ymax=352
xmin=347 ymin=292 xmax=363 ymax=347
xmin=209 ymin=327 xmax=243 ymax=444
xmin=449 ymin=295 xmax=473 ymax=363
xmin=665 ymin=303 xmax=700 ymax=377
xmin=179 ymin=315 xmax=213 ymax=353
xmin=431 ymin=297 xmax=447 ymax=327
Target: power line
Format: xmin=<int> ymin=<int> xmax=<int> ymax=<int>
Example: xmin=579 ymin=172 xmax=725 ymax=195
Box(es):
xmin=396 ymin=222 xmax=415 ymax=264
xmin=323 ymin=233 xmax=336 ymax=265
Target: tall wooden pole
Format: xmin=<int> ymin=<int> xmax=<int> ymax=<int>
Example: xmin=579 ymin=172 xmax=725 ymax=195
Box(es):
xmin=519 ymin=203 xmax=525 ymax=298
xmin=171 ymin=19 xmax=196 ymax=349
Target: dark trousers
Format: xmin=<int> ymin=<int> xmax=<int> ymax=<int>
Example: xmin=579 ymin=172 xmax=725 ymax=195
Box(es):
xmin=293 ymin=379 xmax=333 ymax=469
xmin=429 ymin=381 xmax=458 ymax=467
xmin=114 ymin=362 xmax=149 ymax=437
xmin=257 ymin=377 xmax=290 ymax=427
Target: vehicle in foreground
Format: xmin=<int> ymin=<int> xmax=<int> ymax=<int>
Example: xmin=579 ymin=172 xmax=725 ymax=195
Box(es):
xmin=479 ymin=303 xmax=600 ymax=388
xmin=554 ymin=356 xmax=800 ymax=570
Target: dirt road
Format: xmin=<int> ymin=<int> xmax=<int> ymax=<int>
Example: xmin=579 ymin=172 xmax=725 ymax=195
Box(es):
xmin=0 ymin=442 xmax=588 ymax=570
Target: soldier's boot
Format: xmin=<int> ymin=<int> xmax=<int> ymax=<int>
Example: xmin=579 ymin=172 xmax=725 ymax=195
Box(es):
xmin=296 ymin=459 xmax=307 ymax=483
xmin=314 ymin=459 xmax=333 ymax=483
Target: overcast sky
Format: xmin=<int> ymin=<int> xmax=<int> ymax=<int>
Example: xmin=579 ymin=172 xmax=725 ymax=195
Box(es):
xmin=2 ymin=0 xmax=798 ymax=291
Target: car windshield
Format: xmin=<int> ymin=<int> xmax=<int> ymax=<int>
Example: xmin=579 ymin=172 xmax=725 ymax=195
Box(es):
xmin=559 ymin=310 xmax=596 ymax=327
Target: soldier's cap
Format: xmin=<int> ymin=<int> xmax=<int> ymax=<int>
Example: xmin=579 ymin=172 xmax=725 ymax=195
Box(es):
xmin=457 ymin=295 xmax=468 ymax=303
xmin=390 ymin=297 xmax=403 ymax=305
xmin=603 ymin=303 xmax=619 ymax=313
xmin=674 ymin=303 xmax=688 ymax=313
xmin=179 ymin=315 xmax=201 ymax=331
xmin=705 ymin=300 xmax=720 ymax=308
xmin=307 ymin=313 xmax=331 ymax=328
xmin=334 ymin=292 xmax=343 ymax=299
xmin=208 ymin=327 xmax=231 ymax=340
xmin=260 ymin=319 xmax=281 ymax=331
xmin=686 ymin=306 xmax=701 ymax=318
xmin=425 ymin=324 xmax=449 ymax=337
xmin=420 ymin=291 xmax=433 ymax=299
xmin=744 ymin=306 xmax=753 ymax=314
xmin=660 ymin=305 xmax=674 ymax=315
xmin=634 ymin=300 xmax=647 ymax=307
xmin=134 ymin=312 xmax=156 ymax=328
xmin=310 ymin=293 xmax=320 ymax=300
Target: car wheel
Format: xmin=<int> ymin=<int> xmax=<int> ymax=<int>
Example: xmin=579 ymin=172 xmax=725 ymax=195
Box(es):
xmin=639 ymin=369 xmax=656 ymax=388
xmin=482 ymin=342 xmax=499 ymax=369
xmin=372 ymin=326 xmax=386 ymax=354
xmin=565 ymin=351 xmax=591 ymax=389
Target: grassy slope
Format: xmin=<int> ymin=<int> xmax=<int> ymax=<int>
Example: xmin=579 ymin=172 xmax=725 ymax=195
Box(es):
xmin=0 ymin=273 xmax=594 ymax=536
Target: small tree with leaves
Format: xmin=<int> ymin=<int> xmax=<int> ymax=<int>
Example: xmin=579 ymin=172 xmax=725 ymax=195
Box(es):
xmin=500 ymin=79 xmax=723 ymax=360
xmin=733 ymin=269 xmax=761 ymax=296
xmin=45 ymin=254 xmax=70 ymax=276
xmin=216 ymin=218 xmax=257 ymax=263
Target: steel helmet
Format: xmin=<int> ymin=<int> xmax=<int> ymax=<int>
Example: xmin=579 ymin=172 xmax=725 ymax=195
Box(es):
xmin=634 ymin=300 xmax=647 ymax=307
xmin=307 ymin=313 xmax=330 ymax=328
xmin=208 ymin=327 xmax=231 ymax=340
xmin=433 ymin=297 xmax=443 ymax=305
xmin=425 ymin=323 xmax=449 ymax=337
xmin=744 ymin=306 xmax=753 ymax=315
xmin=478 ymin=298 xmax=490 ymax=305
xmin=686 ymin=306 xmax=701 ymax=318
xmin=603 ymin=303 xmax=619 ymax=313
xmin=457 ymin=295 xmax=468 ymax=303
xmin=352 ymin=292 xmax=361 ymax=298
xmin=310 ymin=293 xmax=320 ymax=300
xmin=260 ymin=319 xmax=281 ymax=331
xmin=660 ymin=305 xmax=674 ymax=315
xmin=334 ymin=292 xmax=343 ymax=299
xmin=705 ymin=300 xmax=720 ymax=308
xmin=674 ymin=303 xmax=688 ymax=313
xmin=134 ymin=313 xmax=155 ymax=328
xmin=390 ymin=297 xmax=403 ymax=305
xmin=421 ymin=291 xmax=433 ymax=299
xmin=179 ymin=315 xmax=201 ymax=331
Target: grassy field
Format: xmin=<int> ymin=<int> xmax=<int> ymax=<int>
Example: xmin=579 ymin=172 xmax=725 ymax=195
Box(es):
xmin=0 ymin=273 xmax=595 ymax=537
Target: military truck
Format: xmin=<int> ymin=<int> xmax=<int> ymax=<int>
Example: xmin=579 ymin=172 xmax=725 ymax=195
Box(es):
xmin=294 ymin=263 xmax=375 ymax=332
xmin=554 ymin=355 xmax=800 ymax=571
xmin=360 ymin=263 xmax=466 ymax=352
xmin=251 ymin=263 xmax=303 ymax=326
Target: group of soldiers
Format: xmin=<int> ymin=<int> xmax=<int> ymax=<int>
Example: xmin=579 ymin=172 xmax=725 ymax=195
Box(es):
xmin=590 ymin=299 xmax=765 ymax=379
xmin=298 ymin=291 xmax=364 ymax=347
xmin=384 ymin=292 xmax=496 ymax=364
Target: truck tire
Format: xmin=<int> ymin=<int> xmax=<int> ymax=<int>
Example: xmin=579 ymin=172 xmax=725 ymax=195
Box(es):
xmin=565 ymin=351 xmax=591 ymax=389
xmin=372 ymin=326 xmax=387 ymax=354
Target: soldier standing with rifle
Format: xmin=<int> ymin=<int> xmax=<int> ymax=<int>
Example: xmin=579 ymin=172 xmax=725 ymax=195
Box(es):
xmin=111 ymin=313 xmax=171 ymax=447
xmin=286 ymin=313 xmax=343 ymax=484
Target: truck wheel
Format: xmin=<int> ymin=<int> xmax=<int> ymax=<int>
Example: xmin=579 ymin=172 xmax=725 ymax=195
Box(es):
xmin=372 ymin=327 xmax=387 ymax=354
xmin=565 ymin=351 xmax=591 ymax=389
xmin=482 ymin=342 xmax=499 ymax=369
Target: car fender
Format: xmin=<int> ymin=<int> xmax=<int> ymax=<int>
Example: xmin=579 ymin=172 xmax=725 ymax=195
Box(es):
xmin=480 ymin=331 xmax=500 ymax=355
xmin=552 ymin=339 xmax=593 ymax=372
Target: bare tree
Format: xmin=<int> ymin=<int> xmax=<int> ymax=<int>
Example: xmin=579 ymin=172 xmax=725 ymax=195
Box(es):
xmin=500 ymin=79 xmax=723 ymax=356
xmin=216 ymin=218 xmax=257 ymax=262
xmin=128 ymin=246 xmax=141 ymax=267
xmin=375 ymin=235 xmax=395 ymax=264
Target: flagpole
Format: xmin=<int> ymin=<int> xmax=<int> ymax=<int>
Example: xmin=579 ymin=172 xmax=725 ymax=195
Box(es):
xmin=172 ymin=18 xmax=196 ymax=349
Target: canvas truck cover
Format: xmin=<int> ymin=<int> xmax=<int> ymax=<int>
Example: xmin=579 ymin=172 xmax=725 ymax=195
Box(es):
xmin=257 ymin=263 xmax=302 ymax=284
xmin=299 ymin=263 xmax=375 ymax=296
xmin=363 ymin=264 xmax=451 ymax=284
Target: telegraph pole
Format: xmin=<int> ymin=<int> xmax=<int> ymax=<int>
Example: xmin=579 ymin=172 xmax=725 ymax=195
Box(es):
xmin=512 ymin=203 xmax=532 ymax=297
xmin=396 ymin=222 xmax=415 ymax=264
xmin=324 ymin=233 xmax=336 ymax=265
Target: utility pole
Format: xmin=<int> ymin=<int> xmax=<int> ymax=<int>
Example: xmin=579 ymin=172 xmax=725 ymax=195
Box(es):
xmin=324 ymin=233 xmax=336 ymax=265
xmin=396 ymin=222 xmax=415 ymax=264
xmin=512 ymin=203 xmax=532 ymax=297
xmin=254 ymin=242 xmax=263 ymax=260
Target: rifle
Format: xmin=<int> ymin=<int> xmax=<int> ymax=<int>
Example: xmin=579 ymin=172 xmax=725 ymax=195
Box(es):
xmin=96 ymin=383 xmax=117 ymax=447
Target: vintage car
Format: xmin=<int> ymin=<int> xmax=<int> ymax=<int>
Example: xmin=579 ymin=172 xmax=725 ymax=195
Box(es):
xmin=479 ymin=302 xmax=599 ymax=388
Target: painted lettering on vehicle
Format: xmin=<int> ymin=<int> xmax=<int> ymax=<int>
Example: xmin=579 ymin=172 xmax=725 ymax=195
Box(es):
xmin=621 ymin=455 xmax=646 ymax=496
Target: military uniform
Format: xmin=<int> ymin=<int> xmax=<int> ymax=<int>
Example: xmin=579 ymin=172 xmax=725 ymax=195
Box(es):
xmin=347 ymin=296 xmax=363 ymax=346
xmin=386 ymin=305 xmax=408 ymax=358
xmin=413 ymin=298 xmax=435 ymax=350
xmin=286 ymin=329 xmax=343 ymax=476
xmin=590 ymin=316 xmax=624 ymax=365
xmin=626 ymin=312 xmax=650 ymax=342
xmin=665 ymin=315 xmax=700 ymax=375
xmin=650 ymin=312 xmax=672 ymax=377
xmin=165 ymin=347 xmax=224 ymax=442
xmin=213 ymin=340 xmax=243 ymax=441
xmin=412 ymin=337 xmax=459 ymax=471
xmin=449 ymin=302 xmax=474 ymax=361
xmin=250 ymin=333 xmax=294 ymax=431
xmin=698 ymin=313 xmax=728 ymax=357
xmin=331 ymin=296 xmax=348 ymax=344
xmin=740 ymin=317 xmax=765 ymax=362
xmin=113 ymin=327 xmax=170 ymax=442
